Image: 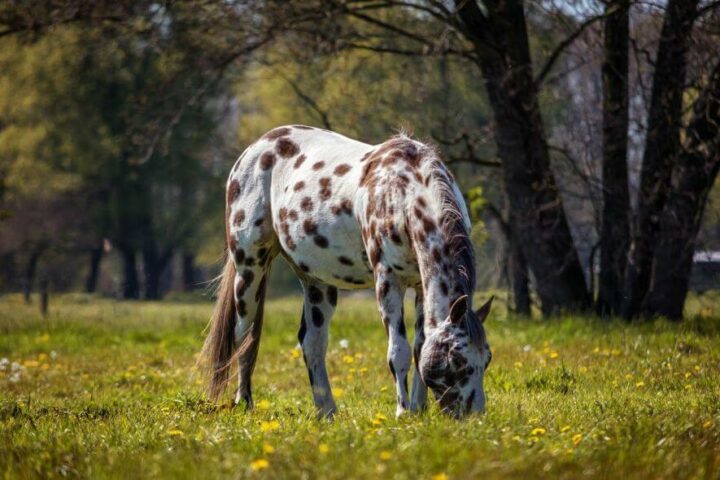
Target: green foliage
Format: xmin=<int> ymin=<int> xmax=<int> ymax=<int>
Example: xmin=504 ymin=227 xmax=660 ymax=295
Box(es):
xmin=1 ymin=294 xmax=719 ymax=479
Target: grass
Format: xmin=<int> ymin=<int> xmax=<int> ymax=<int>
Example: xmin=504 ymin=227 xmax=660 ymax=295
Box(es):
xmin=1 ymin=292 xmax=719 ymax=479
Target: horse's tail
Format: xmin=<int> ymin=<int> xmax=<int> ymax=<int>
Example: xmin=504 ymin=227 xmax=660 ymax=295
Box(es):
xmin=200 ymin=254 xmax=237 ymax=402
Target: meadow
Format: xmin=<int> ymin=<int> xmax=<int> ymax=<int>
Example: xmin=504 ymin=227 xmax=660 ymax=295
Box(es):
xmin=1 ymin=293 xmax=719 ymax=479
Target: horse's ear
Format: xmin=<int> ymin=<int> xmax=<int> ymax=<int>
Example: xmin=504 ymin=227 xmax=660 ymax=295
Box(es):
xmin=475 ymin=296 xmax=494 ymax=324
xmin=449 ymin=295 xmax=469 ymax=324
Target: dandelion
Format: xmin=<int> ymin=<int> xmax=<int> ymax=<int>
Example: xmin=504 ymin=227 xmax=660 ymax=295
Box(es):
xmin=37 ymin=353 xmax=48 ymax=362
xmin=262 ymin=443 xmax=275 ymax=454
xmin=531 ymin=428 xmax=546 ymax=436
xmin=260 ymin=420 xmax=280 ymax=433
xmin=256 ymin=399 xmax=271 ymax=411
xmin=342 ymin=355 xmax=355 ymax=364
xmin=332 ymin=387 xmax=344 ymax=398
xmin=572 ymin=434 xmax=582 ymax=445
xmin=432 ymin=474 xmax=449 ymax=480
xmin=548 ymin=351 xmax=559 ymax=359
xmin=339 ymin=339 xmax=349 ymax=349
xmin=635 ymin=381 xmax=645 ymax=388
xmin=318 ymin=443 xmax=330 ymax=454
xmin=250 ymin=458 xmax=270 ymax=471
xmin=379 ymin=451 xmax=393 ymax=461
xmin=167 ymin=429 xmax=184 ymax=437
xmin=514 ymin=362 xmax=523 ymax=368
xmin=290 ymin=348 xmax=302 ymax=360
xmin=23 ymin=360 xmax=40 ymax=368
xmin=560 ymin=425 xmax=571 ymax=433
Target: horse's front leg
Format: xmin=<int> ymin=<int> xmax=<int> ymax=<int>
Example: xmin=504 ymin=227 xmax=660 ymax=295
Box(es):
xmin=410 ymin=290 xmax=428 ymax=412
xmin=374 ymin=268 xmax=411 ymax=418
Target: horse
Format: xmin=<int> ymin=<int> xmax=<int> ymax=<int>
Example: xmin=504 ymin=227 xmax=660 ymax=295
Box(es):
xmin=200 ymin=125 xmax=493 ymax=418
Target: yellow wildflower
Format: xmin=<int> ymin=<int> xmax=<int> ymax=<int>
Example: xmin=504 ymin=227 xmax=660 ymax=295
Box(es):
xmin=167 ymin=429 xmax=184 ymax=437
xmin=332 ymin=387 xmax=344 ymax=398
xmin=549 ymin=351 xmax=559 ymax=359
xmin=37 ymin=353 xmax=48 ymax=362
xmin=262 ymin=443 xmax=274 ymax=454
xmin=260 ymin=420 xmax=280 ymax=433
xmin=635 ymin=381 xmax=645 ymax=388
xmin=432 ymin=474 xmax=449 ymax=480
xmin=560 ymin=425 xmax=571 ymax=433
xmin=572 ymin=434 xmax=582 ymax=445
xmin=23 ymin=360 xmax=39 ymax=368
xmin=703 ymin=420 xmax=713 ymax=429
xmin=250 ymin=458 xmax=269 ymax=471
xmin=290 ymin=349 xmax=301 ymax=359
xmin=342 ymin=355 xmax=355 ymax=364
xmin=37 ymin=333 xmax=50 ymax=343
xmin=318 ymin=443 xmax=330 ymax=454
xmin=514 ymin=362 xmax=523 ymax=368
xmin=379 ymin=451 xmax=393 ymax=461
xmin=531 ymin=428 xmax=546 ymax=436
xmin=256 ymin=399 xmax=271 ymax=411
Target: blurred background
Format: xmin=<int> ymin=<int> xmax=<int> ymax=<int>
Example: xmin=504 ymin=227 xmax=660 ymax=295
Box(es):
xmin=0 ymin=0 xmax=718 ymax=319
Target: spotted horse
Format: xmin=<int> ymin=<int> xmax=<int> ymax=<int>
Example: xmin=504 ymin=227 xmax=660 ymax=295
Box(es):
xmin=200 ymin=125 xmax=493 ymax=419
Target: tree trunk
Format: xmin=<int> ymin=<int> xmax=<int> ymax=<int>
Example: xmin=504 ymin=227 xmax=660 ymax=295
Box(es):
xmin=182 ymin=253 xmax=197 ymax=291
xmin=597 ymin=0 xmax=631 ymax=317
xmin=456 ymin=0 xmax=590 ymax=315
xmin=23 ymin=245 xmax=45 ymax=304
xmin=641 ymin=62 xmax=720 ymax=319
xmin=85 ymin=244 xmax=104 ymax=293
xmin=621 ymin=0 xmax=699 ymax=319
xmin=508 ymin=235 xmax=531 ymax=316
xmin=143 ymin=243 xmax=174 ymax=300
xmin=120 ymin=246 xmax=140 ymax=299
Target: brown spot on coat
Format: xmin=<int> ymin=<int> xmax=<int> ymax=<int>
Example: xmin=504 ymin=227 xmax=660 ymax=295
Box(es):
xmin=312 ymin=161 xmax=325 ymax=170
xmin=334 ymin=164 xmax=352 ymax=176
xmin=308 ymin=285 xmax=324 ymax=304
xmin=319 ymin=177 xmax=332 ymax=200
xmin=311 ymin=307 xmax=325 ymax=327
xmin=288 ymin=210 xmax=298 ymax=221
xmin=263 ymin=127 xmax=291 ymax=140
xmin=327 ymin=286 xmax=338 ymax=306
xmin=293 ymin=181 xmax=305 ymax=191
xmin=279 ymin=208 xmax=288 ymax=222
xmin=276 ymin=138 xmax=299 ymax=158
xmin=233 ymin=209 xmax=245 ymax=227
xmin=301 ymin=197 xmax=313 ymax=212
xmin=303 ymin=219 xmax=317 ymax=235
xmin=294 ymin=154 xmax=307 ymax=169
xmin=227 ymin=180 xmax=241 ymax=205
xmin=314 ymin=235 xmax=329 ymax=248
xmin=338 ymin=256 xmax=354 ymax=266
xmin=259 ymin=152 xmax=276 ymax=170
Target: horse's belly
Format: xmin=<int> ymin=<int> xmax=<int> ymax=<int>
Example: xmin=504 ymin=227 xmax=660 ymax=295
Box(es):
xmin=281 ymin=211 xmax=374 ymax=289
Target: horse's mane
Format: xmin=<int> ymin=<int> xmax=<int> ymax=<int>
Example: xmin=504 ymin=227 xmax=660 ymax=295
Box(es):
xmin=415 ymin=138 xmax=483 ymax=345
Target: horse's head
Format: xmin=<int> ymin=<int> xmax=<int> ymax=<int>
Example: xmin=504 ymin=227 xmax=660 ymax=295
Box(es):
xmin=419 ymin=295 xmax=493 ymax=417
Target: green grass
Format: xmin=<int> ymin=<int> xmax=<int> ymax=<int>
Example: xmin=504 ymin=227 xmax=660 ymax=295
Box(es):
xmin=1 ymin=292 xmax=719 ymax=479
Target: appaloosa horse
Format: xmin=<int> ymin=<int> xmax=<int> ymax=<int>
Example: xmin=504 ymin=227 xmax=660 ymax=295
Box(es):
xmin=201 ymin=125 xmax=493 ymax=418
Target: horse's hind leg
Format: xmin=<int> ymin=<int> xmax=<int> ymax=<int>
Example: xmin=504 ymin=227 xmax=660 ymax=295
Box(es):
xmin=228 ymin=208 xmax=277 ymax=409
xmin=410 ymin=291 xmax=428 ymax=412
xmin=231 ymin=258 xmax=272 ymax=409
xmin=298 ymin=280 xmax=338 ymax=419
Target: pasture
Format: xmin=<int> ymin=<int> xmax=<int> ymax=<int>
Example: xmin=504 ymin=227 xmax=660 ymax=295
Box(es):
xmin=1 ymin=294 xmax=719 ymax=479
